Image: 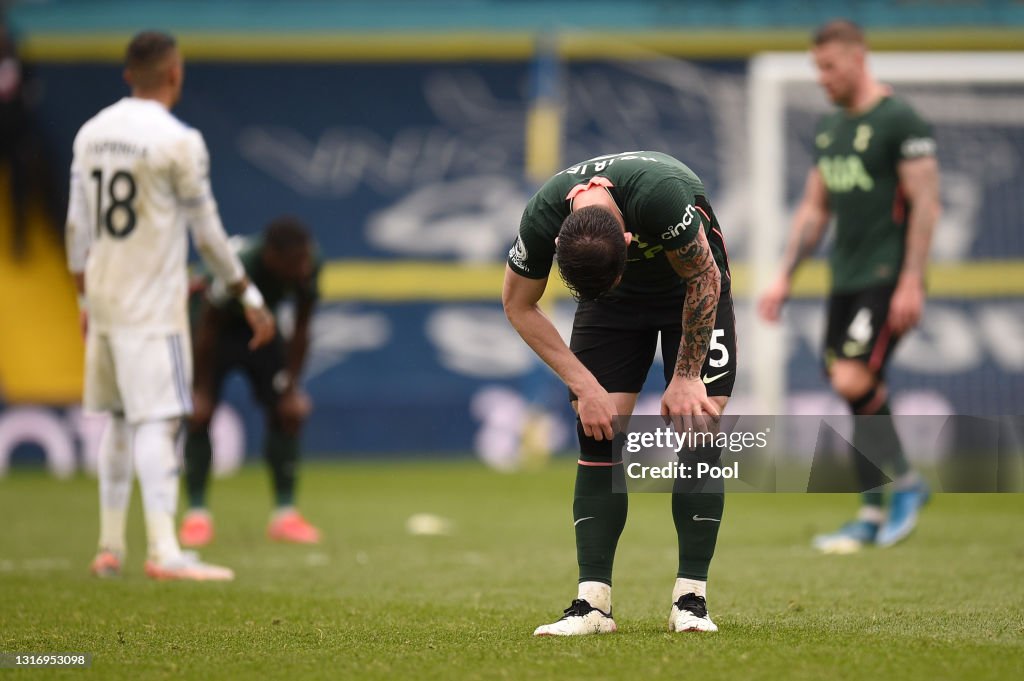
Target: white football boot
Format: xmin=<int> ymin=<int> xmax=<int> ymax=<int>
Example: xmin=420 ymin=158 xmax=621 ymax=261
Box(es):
xmin=812 ymin=519 xmax=880 ymax=554
xmin=533 ymin=599 xmax=617 ymax=636
xmin=144 ymin=551 xmax=235 ymax=582
xmin=90 ymin=549 xmax=123 ymax=578
xmin=669 ymin=593 xmax=718 ymax=633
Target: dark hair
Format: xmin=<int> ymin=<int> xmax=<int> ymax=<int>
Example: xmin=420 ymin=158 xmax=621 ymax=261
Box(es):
xmin=264 ymin=215 xmax=311 ymax=254
xmin=813 ymin=19 xmax=865 ymax=47
xmin=125 ymin=31 xmax=177 ymax=89
xmin=555 ymin=206 xmax=627 ymax=302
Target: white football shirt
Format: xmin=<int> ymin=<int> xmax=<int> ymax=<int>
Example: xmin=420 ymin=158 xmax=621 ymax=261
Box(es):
xmin=66 ymin=97 xmax=245 ymax=332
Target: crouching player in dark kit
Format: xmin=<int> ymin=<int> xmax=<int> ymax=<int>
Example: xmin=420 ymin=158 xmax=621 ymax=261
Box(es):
xmin=180 ymin=217 xmax=323 ymax=546
xmin=503 ymin=151 xmax=736 ymax=635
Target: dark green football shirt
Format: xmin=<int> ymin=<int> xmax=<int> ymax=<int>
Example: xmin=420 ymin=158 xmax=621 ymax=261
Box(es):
xmin=509 ymin=150 xmax=728 ymax=300
xmin=200 ymin=235 xmax=322 ymax=329
xmin=814 ymin=96 xmax=935 ymax=292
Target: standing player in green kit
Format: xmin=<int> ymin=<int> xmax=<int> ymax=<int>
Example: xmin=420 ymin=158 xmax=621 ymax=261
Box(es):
xmin=503 ymin=151 xmax=736 ymax=635
xmin=179 ymin=217 xmax=323 ymax=547
xmin=758 ymin=20 xmax=942 ymax=552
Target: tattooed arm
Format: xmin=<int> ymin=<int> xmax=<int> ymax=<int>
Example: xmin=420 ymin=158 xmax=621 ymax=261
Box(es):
xmin=667 ymin=228 xmax=721 ymax=379
xmin=757 ymin=167 xmax=830 ymax=322
xmin=661 ymin=227 xmax=722 ymax=421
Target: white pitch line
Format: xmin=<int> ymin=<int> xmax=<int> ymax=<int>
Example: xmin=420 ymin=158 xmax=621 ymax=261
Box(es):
xmin=0 ymin=557 xmax=73 ymax=572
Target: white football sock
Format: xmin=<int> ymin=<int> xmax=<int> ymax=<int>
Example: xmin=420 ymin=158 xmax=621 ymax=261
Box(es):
xmin=673 ymin=577 xmax=707 ymax=602
xmin=895 ymin=470 xmax=920 ymax=490
xmin=133 ymin=419 xmax=183 ymax=563
xmin=577 ymin=581 xmax=612 ymax=613
xmin=857 ymin=505 xmax=886 ymax=524
xmin=97 ymin=415 xmax=132 ymax=554
xmin=272 ymin=505 xmax=297 ymax=520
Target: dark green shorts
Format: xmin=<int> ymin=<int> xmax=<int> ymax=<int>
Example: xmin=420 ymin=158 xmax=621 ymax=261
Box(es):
xmin=568 ymin=289 xmax=737 ymax=400
xmin=205 ymin=324 xmax=288 ymax=408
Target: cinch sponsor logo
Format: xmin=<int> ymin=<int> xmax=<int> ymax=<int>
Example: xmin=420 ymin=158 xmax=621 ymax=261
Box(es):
xmin=662 ymin=204 xmax=697 ymax=240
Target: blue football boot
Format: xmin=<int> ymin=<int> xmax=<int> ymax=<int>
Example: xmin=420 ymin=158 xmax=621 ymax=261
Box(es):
xmin=877 ymin=479 xmax=931 ymax=547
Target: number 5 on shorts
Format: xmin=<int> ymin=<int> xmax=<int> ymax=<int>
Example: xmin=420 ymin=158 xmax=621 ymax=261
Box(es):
xmin=709 ymin=329 xmax=729 ymax=368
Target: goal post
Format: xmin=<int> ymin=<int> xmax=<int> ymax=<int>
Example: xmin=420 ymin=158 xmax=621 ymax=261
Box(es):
xmin=747 ymin=51 xmax=1024 ymax=415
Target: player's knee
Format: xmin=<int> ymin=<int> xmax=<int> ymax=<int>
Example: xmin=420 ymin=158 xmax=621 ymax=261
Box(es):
xmin=190 ymin=392 xmax=215 ymax=431
xmin=845 ymin=382 xmax=888 ymax=416
xmin=273 ymin=405 xmax=307 ymax=436
xmin=577 ymin=419 xmax=613 ymax=464
xmin=136 ymin=417 xmax=181 ymax=448
xmin=829 ymin=361 xmax=876 ymax=401
xmin=271 ymin=414 xmax=301 ymax=437
xmin=275 ymin=391 xmax=312 ymax=431
xmin=188 ymin=410 xmax=212 ymax=433
xmin=108 ymin=411 xmax=130 ymax=437
xmin=675 ymin=437 xmax=724 ymax=494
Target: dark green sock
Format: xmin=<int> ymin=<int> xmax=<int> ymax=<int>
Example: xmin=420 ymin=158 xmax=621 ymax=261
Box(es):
xmin=854 ymin=399 xmax=910 ymax=509
xmin=265 ymin=427 xmax=299 ymax=508
xmin=672 ymin=445 xmax=725 ymax=580
xmin=672 ymin=488 xmax=724 ymax=580
xmin=860 ymin=491 xmax=884 ymax=509
xmin=184 ymin=428 xmax=212 ymax=509
xmin=574 ymin=462 xmax=628 ymax=586
xmin=871 ymin=401 xmax=911 ymax=476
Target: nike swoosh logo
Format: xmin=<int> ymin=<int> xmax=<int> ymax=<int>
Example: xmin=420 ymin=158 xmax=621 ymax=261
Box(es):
xmin=702 ymin=371 xmax=730 ymax=385
xmin=574 ymin=516 xmax=595 ymax=527
xmin=692 ymin=515 xmax=721 ymax=522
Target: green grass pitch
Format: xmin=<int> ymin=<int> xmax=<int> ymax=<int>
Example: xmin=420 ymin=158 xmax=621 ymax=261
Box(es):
xmin=2 ymin=460 xmax=1022 ymax=680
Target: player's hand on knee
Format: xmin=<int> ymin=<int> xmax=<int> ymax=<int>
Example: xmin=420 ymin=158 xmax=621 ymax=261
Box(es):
xmin=576 ymin=388 xmax=617 ymax=441
xmin=277 ymin=388 xmax=312 ymax=432
xmin=244 ymin=305 xmax=276 ymax=349
xmin=661 ymin=377 xmax=720 ymax=439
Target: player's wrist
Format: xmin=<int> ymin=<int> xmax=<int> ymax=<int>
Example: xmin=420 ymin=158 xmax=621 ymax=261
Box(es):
xmin=274 ymin=370 xmax=297 ymax=395
xmin=240 ymin=282 xmax=265 ymax=310
xmin=671 ymin=372 xmax=702 ymax=386
xmin=573 ymin=379 xmax=606 ymax=401
xmin=898 ymin=270 xmax=924 ymax=286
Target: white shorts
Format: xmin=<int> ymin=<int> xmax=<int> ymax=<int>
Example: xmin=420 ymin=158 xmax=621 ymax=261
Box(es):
xmin=84 ymin=329 xmax=193 ymax=424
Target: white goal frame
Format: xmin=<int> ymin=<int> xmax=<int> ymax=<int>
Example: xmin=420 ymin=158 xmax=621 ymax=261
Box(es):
xmin=747 ymin=51 xmax=1024 ymax=414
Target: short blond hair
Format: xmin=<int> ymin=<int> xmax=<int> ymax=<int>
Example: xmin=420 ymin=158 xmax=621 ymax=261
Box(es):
xmin=813 ymin=19 xmax=865 ymax=47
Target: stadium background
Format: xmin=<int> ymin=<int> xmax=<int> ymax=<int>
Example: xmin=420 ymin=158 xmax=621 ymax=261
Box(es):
xmin=1 ymin=0 xmax=1023 ymax=475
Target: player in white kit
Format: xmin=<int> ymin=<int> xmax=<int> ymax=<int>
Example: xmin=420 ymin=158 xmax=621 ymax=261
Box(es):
xmin=65 ymin=31 xmax=275 ymax=581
